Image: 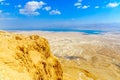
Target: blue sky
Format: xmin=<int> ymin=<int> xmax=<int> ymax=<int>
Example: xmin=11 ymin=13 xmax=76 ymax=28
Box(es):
xmin=0 ymin=0 xmax=120 ymax=30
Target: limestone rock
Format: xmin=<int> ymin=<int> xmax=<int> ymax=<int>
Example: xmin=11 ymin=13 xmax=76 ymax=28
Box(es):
xmin=0 ymin=31 xmax=63 ymax=80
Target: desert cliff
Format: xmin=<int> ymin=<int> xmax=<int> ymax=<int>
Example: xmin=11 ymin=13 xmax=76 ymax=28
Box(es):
xmin=0 ymin=31 xmax=63 ymax=80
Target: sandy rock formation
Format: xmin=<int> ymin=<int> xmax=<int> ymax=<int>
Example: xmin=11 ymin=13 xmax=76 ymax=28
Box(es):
xmin=0 ymin=31 xmax=63 ymax=80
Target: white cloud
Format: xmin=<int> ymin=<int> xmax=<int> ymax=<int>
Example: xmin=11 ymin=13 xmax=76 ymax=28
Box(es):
xmin=82 ymin=5 xmax=90 ymax=9
xmin=95 ymin=6 xmax=99 ymax=8
xmin=74 ymin=2 xmax=81 ymax=6
xmin=43 ymin=6 xmax=51 ymax=11
xmin=49 ymin=9 xmax=61 ymax=15
xmin=74 ymin=0 xmax=82 ymax=8
xmin=74 ymin=0 xmax=90 ymax=9
xmin=0 ymin=0 xmax=4 ymax=2
xmin=20 ymin=9 xmax=40 ymax=16
xmin=19 ymin=1 xmax=46 ymax=16
xmin=107 ymin=2 xmax=120 ymax=8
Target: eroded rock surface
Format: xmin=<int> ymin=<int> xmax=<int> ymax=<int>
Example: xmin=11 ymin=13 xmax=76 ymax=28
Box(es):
xmin=0 ymin=31 xmax=63 ymax=80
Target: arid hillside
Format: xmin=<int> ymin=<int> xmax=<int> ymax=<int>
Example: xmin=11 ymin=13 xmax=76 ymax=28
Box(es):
xmin=16 ymin=31 xmax=120 ymax=80
xmin=0 ymin=31 xmax=63 ymax=80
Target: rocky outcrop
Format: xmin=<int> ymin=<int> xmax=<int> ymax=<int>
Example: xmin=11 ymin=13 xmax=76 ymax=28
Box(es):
xmin=0 ymin=31 xmax=63 ymax=80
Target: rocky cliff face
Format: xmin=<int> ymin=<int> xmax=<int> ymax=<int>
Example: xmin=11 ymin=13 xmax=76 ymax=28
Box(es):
xmin=0 ymin=31 xmax=63 ymax=80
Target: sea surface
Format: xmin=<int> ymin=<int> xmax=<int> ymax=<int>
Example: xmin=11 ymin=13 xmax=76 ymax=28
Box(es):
xmin=3 ymin=26 xmax=120 ymax=35
xmin=5 ymin=29 xmax=107 ymax=35
xmin=2 ymin=23 xmax=120 ymax=34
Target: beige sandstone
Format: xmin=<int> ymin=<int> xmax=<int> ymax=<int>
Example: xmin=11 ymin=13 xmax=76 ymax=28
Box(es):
xmin=0 ymin=31 xmax=63 ymax=80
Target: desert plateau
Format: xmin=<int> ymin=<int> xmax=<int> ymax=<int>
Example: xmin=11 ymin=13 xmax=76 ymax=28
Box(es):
xmin=13 ymin=31 xmax=120 ymax=80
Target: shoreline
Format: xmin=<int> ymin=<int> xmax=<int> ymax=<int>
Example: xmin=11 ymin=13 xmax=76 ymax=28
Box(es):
xmin=2 ymin=29 xmax=106 ymax=35
xmin=2 ymin=29 xmax=119 ymax=36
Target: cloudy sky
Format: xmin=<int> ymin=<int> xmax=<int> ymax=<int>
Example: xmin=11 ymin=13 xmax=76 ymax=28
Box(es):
xmin=0 ymin=0 xmax=120 ymax=29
